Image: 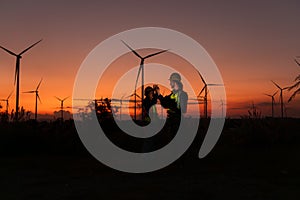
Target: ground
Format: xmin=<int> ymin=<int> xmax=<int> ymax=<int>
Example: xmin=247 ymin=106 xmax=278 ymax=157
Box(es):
xmin=0 ymin=119 xmax=300 ymax=199
xmin=1 ymin=144 xmax=299 ymax=199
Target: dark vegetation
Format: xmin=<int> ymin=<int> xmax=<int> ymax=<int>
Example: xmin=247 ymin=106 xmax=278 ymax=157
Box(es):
xmin=0 ymin=115 xmax=300 ymax=199
xmin=0 ymin=117 xmax=299 ymax=156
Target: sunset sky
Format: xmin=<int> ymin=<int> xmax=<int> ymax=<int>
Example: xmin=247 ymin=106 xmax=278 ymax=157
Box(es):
xmin=0 ymin=0 xmax=300 ymax=118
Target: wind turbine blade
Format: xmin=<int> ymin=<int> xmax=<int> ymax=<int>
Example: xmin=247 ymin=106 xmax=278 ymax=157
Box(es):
xmin=0 ymin=45 xmax=18 ymax=56
xmin=37 ymin=93 xmax=42 ymax=103
xmin=207 ymin=84 xmax=224 ymax=86
xmin=121 ymin=40 xmax=142 ymax=59
xmin=198 ymin=86 xmax=206 ymax=97
xmin=143 ymin=49 xmax=168 ymax=59
xmin=295 ymin=59 xmax=300 ymax=67
xmin=197 ymin=71 xmax=206 ymax=85
xmin=135 ymin=93 xmax=141 ymax=99
xmin=23 ymin=91 xmax=35 ymax=93
xmin=288 ymin=88 xmax=300 ymax=102
xmin=283 ymin=86 xmax=289 ymax=90
xmin=127 ymin=93 xmax=141 ymax=99
xmin=63 ymin=96 xmax=70 ymax=101
xmin=36 ymin=78 xmax=43 ymax=90
xmin=110 ymin=98 xmax=121 ymax=102
xmin=19 ymin=39 xmax=42 ymax=55
xmin=7 ymin=91 xmax=13 ymax=100
xmin=271 ymin=80 xmax=282 ymax=90
xmin=272 ymin=90 xmax=278 ymax=97
xmin=55 ymin=96 xmax=62 ymax=101
xmin=263 ymin=93 xmax=272 ymax=97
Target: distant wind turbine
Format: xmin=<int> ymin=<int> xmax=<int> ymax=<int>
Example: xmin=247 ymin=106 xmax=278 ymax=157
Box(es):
xmin=23 ymin=78 xmax=43 ymax=121
xmin=55 ymin=96 xmax=69 ymax=120
xmin=118 ymin=94 xmax=126 ymax=120
xmin=127 ymin=91 xmax=141 ymax=120
xmin=127 ymin=92 xmax=141 ymax=99
xmin=0 ymin=39 xmax=42 ymax=121
xmin=197 ymin=72 xmax=223 ymax=118
xmin=219 ymin=98 xmax=227 ymax=118
xmin=110 ymin=95 xmax=128 ymax=121
xmin=263 ymin=91 xmax=278 ymax=118
xmin=121 ymin=40 xmax=168 ymax=120
xmin=0 ymin=91 xmax=13 ymax=113
xmin=271 ymin=80 xmax=289 ymax=118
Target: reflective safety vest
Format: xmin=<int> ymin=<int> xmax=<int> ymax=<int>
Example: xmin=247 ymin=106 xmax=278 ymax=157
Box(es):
xmin=170 ymin=91 xmax=181 ymax=109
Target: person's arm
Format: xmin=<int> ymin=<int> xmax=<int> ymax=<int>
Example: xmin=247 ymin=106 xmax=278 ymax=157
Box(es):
xmin=158 ymin=94 xmax=172 ymax=109
xmin=155 ymin=87 xmax=166 ymax=108
xmin=152 ymin=92 xmax=159 ymax=104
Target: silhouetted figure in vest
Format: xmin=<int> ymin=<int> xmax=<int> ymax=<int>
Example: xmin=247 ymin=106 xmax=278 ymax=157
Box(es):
xmin=156 ymin=72 xmax=188 ymax=139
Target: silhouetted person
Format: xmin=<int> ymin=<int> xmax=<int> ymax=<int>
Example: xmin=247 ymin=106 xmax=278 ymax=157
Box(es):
xmin=141 ymin=86 xmax=161 ymax=152
xmin=142 ymin=86 xmax=158 ymax=123
xmin=156 ymin=72 xmax=188 ymax=140
xmin=156 ymin=72 xmax=188 ymax=119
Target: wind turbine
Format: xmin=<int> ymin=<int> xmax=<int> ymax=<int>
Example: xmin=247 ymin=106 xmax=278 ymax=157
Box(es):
xmin=127 ymin=91 xmax=141 ymax=120
xmin=263 ymin=91 xmax=278 ymax=118
xmin=0 ymin=91 xmax=13 ymax=113
xmin=23 ymin=78 xmax=43 ymax=121
xmin=219 ymin=98 xmax=227 ymax=118
xmin=197 ymin=72 xmax=223 ymax=118
xmin=118 ymin=94 xmax=126 ymax=120
xmin=55 ymin=96 xmax=69 ymax=120
xmin=121 ymin=40 xmax=168 ymax=120
xmin=271 ymin=80 xmax=289 ymax=118
xmin=0 ymin=39 xmax=42 ymax=121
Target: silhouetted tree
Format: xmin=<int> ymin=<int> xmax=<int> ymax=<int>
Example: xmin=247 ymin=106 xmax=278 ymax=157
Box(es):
xmin=243 ymin=103 xmax=261 ymax=119
xmin=0 ymin=105 xmax=9 ymax=123
xmin=96 ymin=98 xmax=113 ymax=120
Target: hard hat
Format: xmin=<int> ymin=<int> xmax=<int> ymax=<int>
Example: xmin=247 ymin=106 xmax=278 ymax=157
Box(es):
xmin=169 ymin=72 xmax=181 ymax=82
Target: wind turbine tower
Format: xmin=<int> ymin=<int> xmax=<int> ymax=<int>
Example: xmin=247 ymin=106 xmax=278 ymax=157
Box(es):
xmin=0 ymin=40 xmax=42 ymax=121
